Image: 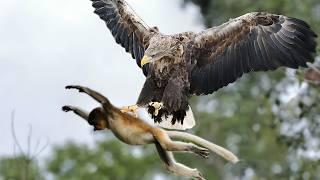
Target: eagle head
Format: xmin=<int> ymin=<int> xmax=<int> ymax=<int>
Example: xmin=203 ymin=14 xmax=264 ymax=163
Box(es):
xmin=141 ymin=35 xmax=184 ymax=67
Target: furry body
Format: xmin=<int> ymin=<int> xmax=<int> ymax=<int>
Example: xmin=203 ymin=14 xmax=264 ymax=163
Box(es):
xmin=63 ymin=85 xmax=238 ymax=179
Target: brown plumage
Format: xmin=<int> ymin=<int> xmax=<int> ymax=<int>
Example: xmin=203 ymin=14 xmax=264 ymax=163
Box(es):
xmin=89 ymin=0 xmax=317 ymax=127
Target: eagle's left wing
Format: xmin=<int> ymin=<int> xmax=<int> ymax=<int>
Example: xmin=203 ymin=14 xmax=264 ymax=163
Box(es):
xmin=91 ymin=0 xmax=155 ymax=75
xmin=189 ymin=12 xmax=317 ymax=95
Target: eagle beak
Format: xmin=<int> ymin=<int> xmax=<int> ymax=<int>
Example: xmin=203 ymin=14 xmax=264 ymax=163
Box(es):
xmin=141 ymin=55 xmax=151 ymax=67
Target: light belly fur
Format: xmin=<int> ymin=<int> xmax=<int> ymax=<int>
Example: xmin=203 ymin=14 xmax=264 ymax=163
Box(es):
xmin=110 ymin=119 xmax=154 ymax=145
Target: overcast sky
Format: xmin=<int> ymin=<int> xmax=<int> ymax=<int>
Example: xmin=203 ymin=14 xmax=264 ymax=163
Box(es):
xmin=0 ymin=0 xmax=203 ymax=157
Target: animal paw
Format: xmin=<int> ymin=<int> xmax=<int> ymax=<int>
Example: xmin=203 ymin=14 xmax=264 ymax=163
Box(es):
xmin=62 ymin=105 xmax=74 ymax=112
xmin=192 ymin=169 xmax=206 ymax=180
xmin=65 ymin=85 xmax=85 ymax=92
xmin=192 ymin=146 xmax=210 ymax=159
xmin=120 ymin=105 xmax=139 ymax=117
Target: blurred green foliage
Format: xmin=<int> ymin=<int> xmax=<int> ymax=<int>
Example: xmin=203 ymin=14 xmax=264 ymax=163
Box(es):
xmin=0 ymin=155 xmax=44 ymax=180
xmin=1 ymin=0 xmax=320 ymax=180
xmin=46 ymin=139 xmax=161 ymax=180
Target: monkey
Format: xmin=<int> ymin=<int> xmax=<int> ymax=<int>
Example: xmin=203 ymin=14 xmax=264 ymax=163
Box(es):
xmin=62 ymin=85 xmax=239 ymax=180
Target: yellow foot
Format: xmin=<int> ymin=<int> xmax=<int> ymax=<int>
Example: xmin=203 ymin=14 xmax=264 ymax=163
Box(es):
xmin=149 ymin=102 xmax=163 ymax=116
xmin=120 ymin=104 xmax=139 ymax=117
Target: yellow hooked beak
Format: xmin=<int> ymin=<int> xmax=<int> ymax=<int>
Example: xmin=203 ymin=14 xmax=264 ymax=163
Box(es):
xmin=140 ymin=55 xmax=151 ymax=67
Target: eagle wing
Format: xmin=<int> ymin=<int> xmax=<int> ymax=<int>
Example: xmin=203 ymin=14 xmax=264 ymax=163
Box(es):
xmin=190 ymin=12 xmax=317 ymax=95
xmin=91 ymin=0 xmax=154 ymax=75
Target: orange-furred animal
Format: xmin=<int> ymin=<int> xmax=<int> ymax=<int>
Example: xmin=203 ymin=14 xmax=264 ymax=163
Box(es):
xmin=62 ymin=85 xmax=238 ymax=180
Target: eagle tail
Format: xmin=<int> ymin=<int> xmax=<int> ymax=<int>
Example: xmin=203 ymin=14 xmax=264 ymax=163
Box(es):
xmin=154 ymin=105 xmax=196 ymax=130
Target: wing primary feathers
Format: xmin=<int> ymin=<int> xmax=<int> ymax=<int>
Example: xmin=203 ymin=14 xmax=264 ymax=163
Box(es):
xmin=121 ymin=28 xmax=130 ymax=52
xmin=233 ymin=43 xmax=243 ymax=78
xmin=239 ymin=40 xmax=250 ymax=73
xmin=115 ymin=24 xmax=124 ymax=44
xmin=132 ymin=33 xmax=138 ymax=59
xmin=224 ymin=47 xmax=234 ymax=83
xmin=262 ymin=30 xmax=288 ymax=67
xmin=253 ymin=38 xmax=266 ymax=70
xmin=90 ymin=0 xmax=152 ymax=76
xmin=190 ymin=12 xmax=317 ymax=95
xmin=242 ymin=39 xmax=254 ymax=72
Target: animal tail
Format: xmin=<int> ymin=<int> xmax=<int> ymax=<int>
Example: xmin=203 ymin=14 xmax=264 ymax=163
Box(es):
xmin=166 ymin=131 xmax=239 ymax=164
xmin=154 ymin=105 xmax=196 ymax=130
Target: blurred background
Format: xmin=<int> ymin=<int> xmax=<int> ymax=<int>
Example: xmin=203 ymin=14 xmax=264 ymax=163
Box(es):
xmin=0 ymin=0 xmax=320 ymax=179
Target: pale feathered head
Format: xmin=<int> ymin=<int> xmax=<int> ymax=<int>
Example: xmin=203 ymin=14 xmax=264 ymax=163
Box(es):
xmin=141 ymin=35 xmax=183 ymax=66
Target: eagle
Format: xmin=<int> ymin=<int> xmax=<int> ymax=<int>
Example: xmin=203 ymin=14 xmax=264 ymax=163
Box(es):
xmin=89 ymin=0 xmax=317 ymax=129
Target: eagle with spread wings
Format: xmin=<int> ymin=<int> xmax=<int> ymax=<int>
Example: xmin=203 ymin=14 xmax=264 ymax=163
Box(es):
xmin=89 ymin=0 xmax=317 ymax=129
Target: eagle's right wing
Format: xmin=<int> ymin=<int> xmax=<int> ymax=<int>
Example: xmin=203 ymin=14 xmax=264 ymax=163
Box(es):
xmin=91 ymin=0 xmax=155 ymax=75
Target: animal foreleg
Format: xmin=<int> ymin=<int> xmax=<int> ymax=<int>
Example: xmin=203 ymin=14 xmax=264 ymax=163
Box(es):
xmin=62 ymin=105 xmax=89 ymax=121
xmin=65 ymin=85 xmax=108 ymax=104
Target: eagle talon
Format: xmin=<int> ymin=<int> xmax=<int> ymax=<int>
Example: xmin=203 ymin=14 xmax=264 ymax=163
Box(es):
xmin=149 ymin=102 xmax=163 ymax=109
xmin=149 ymin=102 xmax=163 ymax=116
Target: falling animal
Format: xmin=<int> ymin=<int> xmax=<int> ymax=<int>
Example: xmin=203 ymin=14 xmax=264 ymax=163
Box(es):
xmin=62 ymin=85 xmax=239 ymax=180
xmin=88 ymin=0 xmax=317 ymax=129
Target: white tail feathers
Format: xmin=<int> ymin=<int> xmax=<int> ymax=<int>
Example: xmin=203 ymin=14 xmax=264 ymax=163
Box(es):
xmin=166 ymin=131 xmax=239 ymax=164
xmin=156 ymin=106 xmax=196 ymax=130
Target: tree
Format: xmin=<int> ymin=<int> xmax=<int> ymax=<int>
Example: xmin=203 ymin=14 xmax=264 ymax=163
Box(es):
xmin=0 ymin=155 xmax=44 ymax=180
xmin=46 ymin=136 xmax=167 ymax=180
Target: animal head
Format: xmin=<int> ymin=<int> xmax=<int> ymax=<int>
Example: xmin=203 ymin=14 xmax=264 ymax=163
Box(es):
xmin=141 ymin=35 xmax=184 ymax=67
xmin=88 ymin=107 xmax=109 ymax=131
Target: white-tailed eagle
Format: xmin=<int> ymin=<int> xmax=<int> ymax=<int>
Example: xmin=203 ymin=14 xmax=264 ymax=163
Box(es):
xmin=89 ymin=0 xmax=317 ymax=129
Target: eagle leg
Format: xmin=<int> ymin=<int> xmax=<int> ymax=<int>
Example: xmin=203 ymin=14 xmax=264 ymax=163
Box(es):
xmin=148 ymin=102 xmax=163 ymax=116
xmin=120 ymin=104 xmax=139 ymax=117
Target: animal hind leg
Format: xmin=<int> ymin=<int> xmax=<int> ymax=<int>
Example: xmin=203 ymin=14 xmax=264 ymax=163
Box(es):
xmin=65 ymin=85 xmax=108 ymax=104
xmin=154 ymin=129 xmax=209 ymax=158
xmin=154 ymin=141 xmax=205 ymax=180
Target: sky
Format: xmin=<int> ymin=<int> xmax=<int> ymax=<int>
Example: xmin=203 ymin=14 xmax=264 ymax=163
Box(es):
xmin=0 ymin=0 xmax=204 ymax=157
